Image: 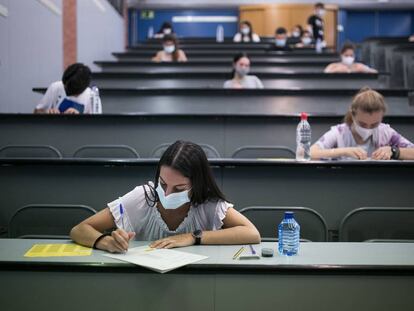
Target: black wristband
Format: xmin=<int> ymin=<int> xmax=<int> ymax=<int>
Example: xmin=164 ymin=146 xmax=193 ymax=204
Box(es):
xmin=92 ymin=233 xmax=111 ymax=249
xmin=391 ymin=146 xmax=400 ymax=160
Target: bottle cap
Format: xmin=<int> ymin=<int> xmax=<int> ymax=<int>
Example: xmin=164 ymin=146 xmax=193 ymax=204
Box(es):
xmin=284 ymin=211 xmax=294 ymax=219
xmin=300 ymin=112 xmax=308 ymax=121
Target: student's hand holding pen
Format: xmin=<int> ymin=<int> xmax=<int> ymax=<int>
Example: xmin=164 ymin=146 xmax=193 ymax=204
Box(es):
xmin=96 ymin=229 xmax=135 ymax=253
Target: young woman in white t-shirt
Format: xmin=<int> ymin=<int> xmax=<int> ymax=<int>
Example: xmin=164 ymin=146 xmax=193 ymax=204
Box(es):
xmin=70 ymin=141 xmax=261 ymax=252
xmin=233 ymin=21 xmax=260 ymax=43
xmin=223 ymin=53 xmax=264 ymax=89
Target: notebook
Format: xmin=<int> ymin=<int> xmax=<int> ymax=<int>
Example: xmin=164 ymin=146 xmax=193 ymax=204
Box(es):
xmin=58 ymin=98 xmax=85 ymax=113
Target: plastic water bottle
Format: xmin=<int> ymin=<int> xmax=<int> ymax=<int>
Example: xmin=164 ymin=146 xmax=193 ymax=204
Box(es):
xmin=278 ymin=211 xmax=300 ymax=256
xmin=296 ymin=112 xmax=311 ymax=161
xmin=91 ymin=86 xmax=102 ymax=114
xmin=315 ymin=38 xmax=323 ymax=53
xmin=216 ymin=25 xmax=224 ymax=43
xmin=147 ymin=26 xmax=154 ymax=39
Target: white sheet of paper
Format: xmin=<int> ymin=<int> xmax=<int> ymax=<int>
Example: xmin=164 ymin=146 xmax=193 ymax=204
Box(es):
xmin=103 ymin=246 xmax=208 ymax=273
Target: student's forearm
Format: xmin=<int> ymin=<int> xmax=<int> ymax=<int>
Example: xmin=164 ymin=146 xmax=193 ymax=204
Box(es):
xmin=70 ymin=223 xmax=103 ymax=248
xmin=399 ymin=148 xmax=414 ymax=160
xmin=201 ymin=226 xmax=261 ymax=245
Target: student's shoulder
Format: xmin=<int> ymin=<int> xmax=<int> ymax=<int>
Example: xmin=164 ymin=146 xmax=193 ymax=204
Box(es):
xmin=331 ymin=123 xmax=350 ymax=133
xmin=48 ymin=80 xmax=65 ymax=91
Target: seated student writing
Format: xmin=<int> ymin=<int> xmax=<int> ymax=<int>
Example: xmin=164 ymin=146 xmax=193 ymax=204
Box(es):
xmin=151 ymin=34 xmax=187 ymax=62
xmin=324 ymin=43 xmax=377 ymax=73
xmin=223 ymin=53 xmax=264 ymax=89
xmin=34 ymin=63 xmax=96 ymax=114
xmin=70 ymin=141 xmax=261 ymax=252
xmin=233 ymin=21 xmax=260 ymax=43
xmin=311 ymin=88 xmax=414 ymax=161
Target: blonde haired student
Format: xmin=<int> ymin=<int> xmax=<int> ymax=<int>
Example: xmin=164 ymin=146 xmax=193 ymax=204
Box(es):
xmin=311 ymin=88 xmax=414 ymax=160
xmin=70 ymin=141 xmax=260 ymax=253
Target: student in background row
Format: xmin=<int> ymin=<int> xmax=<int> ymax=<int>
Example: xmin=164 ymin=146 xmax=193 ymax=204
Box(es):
xmin=307 ymin=2 xmax=326 ymax=46
xmin=311 ymin=88 xmax=414 ymax=161
xmin=70 ymin=141 xmax=260 ymax=252
xmin=34 ymin=63 xmax=96 ymax=114
xmin=295 ymin=30 xmax=314 ymax=48
xmin=272 ymin=27 xmax=291 ymax=51
xmin=288 ymin=25 xmax=304 ymax=45
xmin=324 ymin=43 xmax=377 ymax=73
xmin=153 ymin=22 xmax=175 ymax=39
xmin=233 ymin=21 xmax=260 ymax=43
xmin=223 ymin=53 xmax=264 ymax=89
xmin=152 ymin=34 xmax=187 ymax=62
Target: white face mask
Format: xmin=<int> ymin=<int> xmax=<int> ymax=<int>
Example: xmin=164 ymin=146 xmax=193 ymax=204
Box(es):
xmin=275 ymin=39 xmax=287 ymax=47
xmin=302 ymin=37 xmax=312 ymax=45
xmin=292 ymin=31 xmax=300 ymax=38
xmin=156 ymin=182 xmax=190 ymax=210
xmin=235 ymin=66 xmax=249 ymax=77
xmin=163 ymin=45 xmax=175 ymax=54
xmin=317 ymin=9 xmax=325 ymax=17
xmin=241 ymin=27 xmax=250 ymax=35
xmin=342 ymin=56 xmax=355 ymax=66
xmin=163 ymin=28 xmax=172 ymax=35
xmin=353 ymin=121 xmax=375 ymax=141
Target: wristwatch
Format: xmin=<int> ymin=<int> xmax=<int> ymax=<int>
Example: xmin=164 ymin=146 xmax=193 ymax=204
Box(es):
xmin=192 ymin=229 xmax=203 ymax=245
xmin=391 ymin=146 xmax=400 ymax=160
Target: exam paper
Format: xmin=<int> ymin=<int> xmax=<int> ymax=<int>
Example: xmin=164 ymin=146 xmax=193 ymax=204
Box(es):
xmin=104 ymin=246 xmax=208 ymax=273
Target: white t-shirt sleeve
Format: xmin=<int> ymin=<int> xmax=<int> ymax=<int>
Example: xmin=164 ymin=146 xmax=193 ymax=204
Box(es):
xmin=213 ymin=201 xmax=233 ymax=230
xmin=107 ymin=183 xmax=154 ymax=233
xmin=254 ymin=76 xmax=264 ymax=89
xmin=35 ymin=81 xmax=64 ymax=111
xmin=223 ymin=80 xmax=233 ymax=88
xmin=252 ymin=33 xmax=261 ymax=42
xmin=233 ymin=33 xmax=242 ymax=42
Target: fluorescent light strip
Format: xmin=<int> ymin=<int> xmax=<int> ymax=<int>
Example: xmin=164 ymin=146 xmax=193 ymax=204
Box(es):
xmin=172 ymin=16 xmax=238 ymax=23
xmin=37 ymin=0 xmax=62 ymax=16
xmin=93 ymin=0 xmax=106 ymax=12
xmin=0 ymin=4 xmax=8 ymax=18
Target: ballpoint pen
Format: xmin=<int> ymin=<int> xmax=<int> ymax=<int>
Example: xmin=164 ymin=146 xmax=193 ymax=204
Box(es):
xmin=249 ymin=245 xmax=256 ymax=255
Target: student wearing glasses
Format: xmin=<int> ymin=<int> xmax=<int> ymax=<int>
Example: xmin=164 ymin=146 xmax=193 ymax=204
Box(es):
xmin=70 ymin=141 xmax=261 ymax=252
xmin=311 ymin=88 xmax=414 ymax=160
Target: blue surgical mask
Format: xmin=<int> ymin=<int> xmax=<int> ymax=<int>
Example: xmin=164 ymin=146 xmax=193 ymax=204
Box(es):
xmin=235 ymin=66 xmax=250 ymax=77
xmin=156 ymin=182 xmax=190 ymax=210
xmin=163 ymin=45 xmax=175 ymax=54
xmin=275 ymin=39 xmax=286 ymax=47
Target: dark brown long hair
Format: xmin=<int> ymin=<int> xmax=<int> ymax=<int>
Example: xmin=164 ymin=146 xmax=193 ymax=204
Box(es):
xmin=144 ymin=141 xmax=227 ymax=207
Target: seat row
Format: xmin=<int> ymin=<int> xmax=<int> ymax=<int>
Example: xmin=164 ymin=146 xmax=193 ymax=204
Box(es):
xmin=7 ymin=204 xmax=414 ymax=243
xmin=0 ymin=144 xmax=296 ymax=159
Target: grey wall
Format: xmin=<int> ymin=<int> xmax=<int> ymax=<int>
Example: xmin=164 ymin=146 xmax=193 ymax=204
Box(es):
xmin=0 ymin=0 xmax=125 ymax=113
xmin=0 ymin=0 xmax=63 ymax=113
xmin=77 ymin=0 xmax=124 ymax=72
